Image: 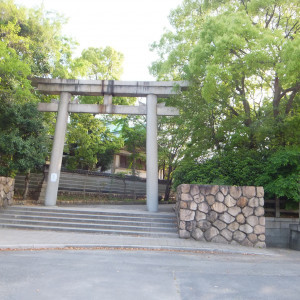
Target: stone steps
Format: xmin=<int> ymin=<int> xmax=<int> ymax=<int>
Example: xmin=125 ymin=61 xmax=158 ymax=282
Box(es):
xmin=0 ymin=206 xmax=178 ymax=238
xmin=0 ymin=213 xmax=175 ymax=228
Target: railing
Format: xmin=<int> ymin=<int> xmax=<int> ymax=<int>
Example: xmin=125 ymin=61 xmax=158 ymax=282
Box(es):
xmin=14 ymin=173 xmax=44 ymax=199
xmin=14 ymin=170 xmax=167 ymax=200
xmin=265 ymin=199 xmax=299 ymax=218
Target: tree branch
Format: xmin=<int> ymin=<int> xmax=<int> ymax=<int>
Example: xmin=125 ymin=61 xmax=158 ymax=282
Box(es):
xmin=285 ymin=90 xmax=298 ymax=115
xmin=273 ymin=77 xmax=300 ymax=117
xmin=276 ymin=6 xmax=282 ymax=28
xmin=273 ymin=76 xmax=282 ymax=118
xmin=280 ymin=83 xmax=300 ymax=98
xmin=235 ymin=80 xmax=243 ymax=95
xmin=285 ymin=20 xmax=299 ymax=39
xmin=230 ymin=49 xmax=242 ymax=59
xmin=265 ymin=5 xmax=276 ymax=29
xmin=236 ymin=76 xmax=252 ymax=126
xmin=229 ymin=106 xmax=239 ymax=117
xmin=241 ymin=0 xmax=249 ymax=15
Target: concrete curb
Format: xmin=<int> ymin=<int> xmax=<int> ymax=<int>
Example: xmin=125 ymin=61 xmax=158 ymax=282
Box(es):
xmin=0 ymin=243 xmax=276 ymax=256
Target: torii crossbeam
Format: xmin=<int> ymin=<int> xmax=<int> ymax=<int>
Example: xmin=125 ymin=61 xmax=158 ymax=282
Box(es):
xmin=32 ymin=78 xmax=188 ymax=212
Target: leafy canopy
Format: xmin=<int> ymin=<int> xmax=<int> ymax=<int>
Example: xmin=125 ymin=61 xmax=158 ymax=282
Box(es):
xmin=0 ymin=100 xmax=48 ymax=177
xmin=150 ymin=0 xmax=300 ymax=202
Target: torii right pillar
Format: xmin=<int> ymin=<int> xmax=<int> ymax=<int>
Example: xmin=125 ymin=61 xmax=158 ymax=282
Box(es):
xmin=146 ymin=94 xmax=158 ymax=212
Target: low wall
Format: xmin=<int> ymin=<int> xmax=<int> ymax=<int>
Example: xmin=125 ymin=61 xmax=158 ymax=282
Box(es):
xmin=290 ymin=224 xmax=300 ymax=251
xmin=266 ymin=217 xmax=299 ymax=248
xmin=0 ymin=177 xmax=15 ymax=208
xmin=176 ymin=184 xmax=266 ymax=248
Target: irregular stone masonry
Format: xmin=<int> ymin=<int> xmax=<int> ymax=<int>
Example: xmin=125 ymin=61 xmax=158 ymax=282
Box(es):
xmin=176 ymin=184 xmax=266 ymax=248
xmin=0 ymin=177 xmax=15 ymax=208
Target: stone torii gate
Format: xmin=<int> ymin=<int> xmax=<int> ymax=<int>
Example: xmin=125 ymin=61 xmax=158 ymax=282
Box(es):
xmin=32 ymin=78 xmax=188 ymax=212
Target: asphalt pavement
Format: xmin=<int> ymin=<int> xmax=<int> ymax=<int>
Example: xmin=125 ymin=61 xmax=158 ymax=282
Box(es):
xmin=1 ymin=247 xmax=300 ymax=300
xmin=0 ymin=204 xmax=300 ymax=299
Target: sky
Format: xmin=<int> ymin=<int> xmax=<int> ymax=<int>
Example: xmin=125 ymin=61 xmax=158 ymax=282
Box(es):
xmin=15 ymin=0 xmax=183 ymax=81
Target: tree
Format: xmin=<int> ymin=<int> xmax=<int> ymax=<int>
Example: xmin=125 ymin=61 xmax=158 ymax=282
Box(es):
xmin=65 ymin=45 xmax=134 ymax=171
xmin=158 ymin=110 xmax=190 ymax=201
xmin=65 ymin=114 xmax=122 ymax=171
xmin=0 ymin=39 xmax=34 ymax=104
xmin=256 ymin=147 xmax=300 ymax=204
xmin=150 ymin=0 xmax=300 ymax=203
xmin=116 ymin=116 xmax=146 ymax=177
xmin=0 ymin=0 xmax=78 ymax=199
xmin=72 ymin=46 xmax=124 ymax=80
xmin=0 ymin=0 xmax=75 ymax=78
xmin=0 ymin=100 xmax=48 ymax=178
xmin=71 ymin=46 xmax=134 ymax=106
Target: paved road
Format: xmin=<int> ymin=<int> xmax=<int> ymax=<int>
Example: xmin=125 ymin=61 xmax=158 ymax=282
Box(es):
xmin=1 ymin=248 xmax=300 ymax=300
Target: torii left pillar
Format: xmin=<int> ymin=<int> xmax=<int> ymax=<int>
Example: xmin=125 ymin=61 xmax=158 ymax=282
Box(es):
xmin=44 ymin=92 xmax=71 ymax=206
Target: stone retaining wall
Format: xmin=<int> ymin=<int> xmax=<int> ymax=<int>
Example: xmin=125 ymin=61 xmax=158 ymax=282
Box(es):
xmin=176 ymin=184 xmax=266 ymax=248
xmin=0 ymin=177 xmax=15 ymax=208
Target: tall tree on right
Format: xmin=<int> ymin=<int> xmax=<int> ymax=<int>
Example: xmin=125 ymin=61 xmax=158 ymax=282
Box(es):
xmin=151 ymin=0 xmax=299 ymax=204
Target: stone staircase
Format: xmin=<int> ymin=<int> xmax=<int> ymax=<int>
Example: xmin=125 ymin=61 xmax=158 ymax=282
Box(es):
xmin=0 ymin=206 xmax=178 ymax=238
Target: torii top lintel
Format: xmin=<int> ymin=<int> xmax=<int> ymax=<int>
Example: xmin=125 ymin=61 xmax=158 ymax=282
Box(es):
xmin=31 ymin=78 xmax=188 ymax=98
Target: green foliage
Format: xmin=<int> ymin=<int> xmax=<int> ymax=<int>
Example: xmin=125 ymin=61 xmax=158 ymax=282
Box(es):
xmin=71 ymin=46 xmax=134 ymax=105
xmin=0 ymin=100 xmax=48 ymax=177
xmin=65 ymin=44 xmax=132 ymax=170
xmin=72 ymin=46 xmax=124 ymax=80
xmin=173 ymin=149 xmax=267 ymax=186
xmin=0 ymin=1 xmax=131 ymax=177
xmin=256 ymin=147 xmax=300 ymax=202
xmin=151 ymin=0 xmax=300 ymax=203
xmin=0 ymin=0 xmax=78 ymax=180
xmin=0 ymin=0 xmax=75 ymax=78
xmin=65 ymin=114 xmax=122 ymax=171
xmin=173 ymin=146 xmax=300 ymax=203
xmin=115 ymin=116 xmax=146 ymax=176
xmin=0 ymin=41 xmax=34 ymax=103
xmin=118 ymin=117 xmax=146 ymax=152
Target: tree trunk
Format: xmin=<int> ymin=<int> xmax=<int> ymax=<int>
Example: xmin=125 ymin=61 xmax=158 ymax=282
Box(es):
xmin=131 ymin=149 xmax=136 ymax=177
xmin=238 ymin=76 xmax=252 ymax=127
xmin=164 ymin=179 xmax=172 ymax=202
xmin=273 ymin=76 xmax=282 ymax=118
xmin=23 ymin=170 xmax=30 ymax=200
xmin=164 ymin=165 xmax=173 ymax=202
xmin=210 ymin=110 xmax=221 ymax=150
xmin=285 ymin=90 xmax=297 ymax=115
xmin=242 ymin=98 xmax=252 ymax=127
xmin=83 ymin=172 xmax=88 ymax=199
xmin=275 ymin=197 xmax=280 ymax=218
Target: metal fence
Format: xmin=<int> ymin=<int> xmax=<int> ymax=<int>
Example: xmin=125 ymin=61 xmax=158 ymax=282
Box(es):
xmin=14 ymin=175 xmax=300 ymax=213
xmin=15 ymin=170 xmax=167 ymax=200
xmin=264 ymin=199 xmax=299 ymax=218
xmin=14 ymin=173 xmax=43 ymax=199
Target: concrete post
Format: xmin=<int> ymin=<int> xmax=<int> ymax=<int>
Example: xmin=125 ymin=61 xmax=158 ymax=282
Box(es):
xmin=44 ymin=92 xmax=71 ymax=206
xmin=146 ymin=94 xmax=158 ymax=212
xmin=104 ymin=94 xmax=113 ymax=113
